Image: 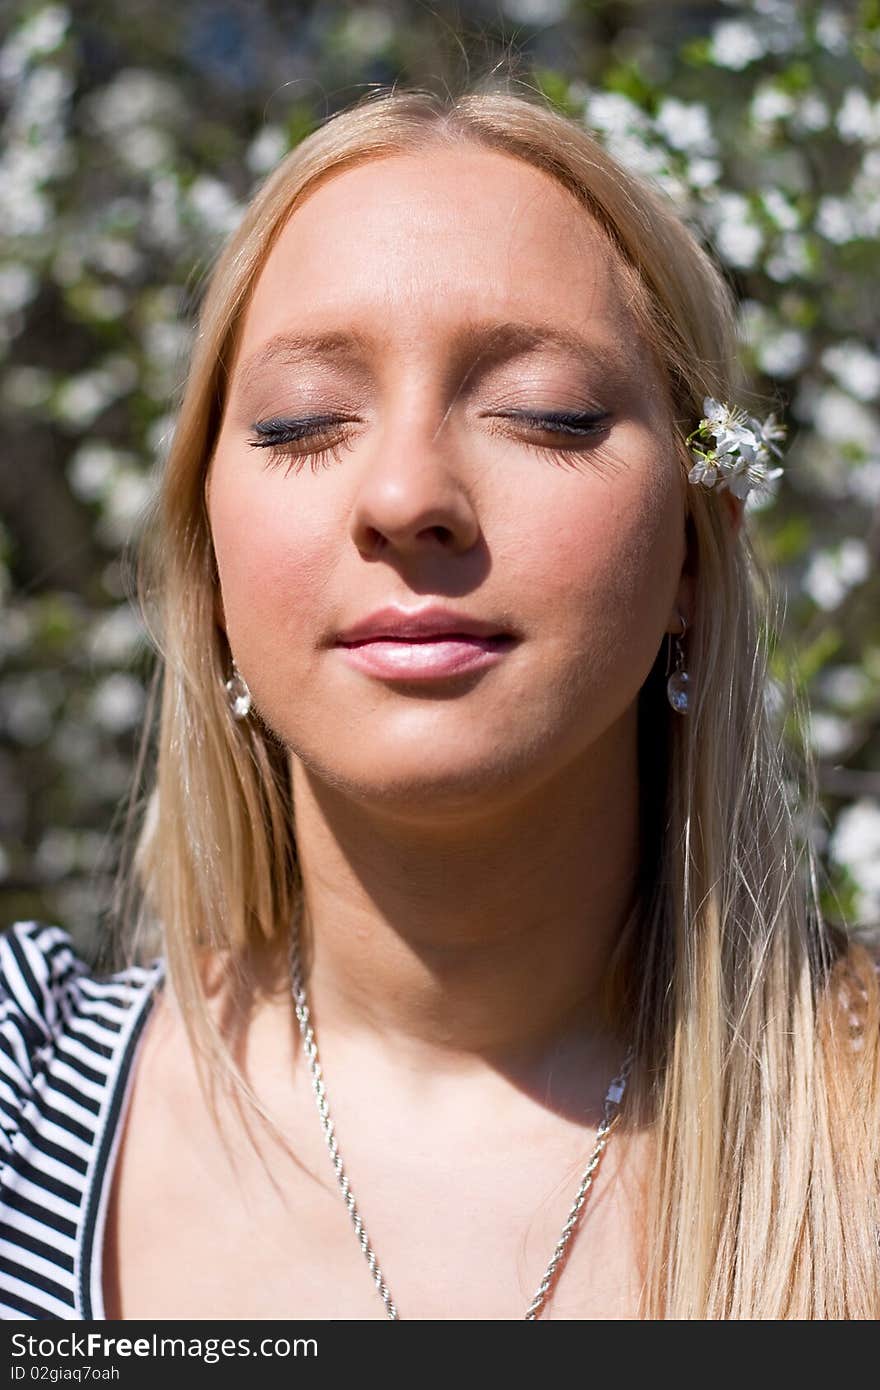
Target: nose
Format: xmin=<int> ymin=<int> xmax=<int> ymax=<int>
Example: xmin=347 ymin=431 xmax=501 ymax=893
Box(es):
xmin=348 ymin=412 xmax=481 ymax=559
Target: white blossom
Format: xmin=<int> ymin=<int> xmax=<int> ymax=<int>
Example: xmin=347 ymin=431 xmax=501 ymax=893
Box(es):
xmin=686 ymin=157 xmax=721 ymax=189
xmin=586 ymin=91 xmax=644 ymax=135
xmin=55 ymin=375 xmax=114 ymax=428
xmin=0 ymin=4 xmax=69 ymax=85
xmin=802 ymin=540 xmax=871 ymax=610
xmin=756 ymin=328 xmax=808 ymax=379
xmin=815 ymin=196 xmax=857 ymax=244
xmin=0 ymin=144 xmax=54 ymax=236
xmin=687 ymin=397 xmax=785 ymax=501
xmin=583 ymin=91 xmax=662 ymax=183
xmin=817 ymin=664 xmax=873 ymax=711
xmin=807 ymin=711 xmax=855 ymax=759
xmin=0 ymin=264 xmax=38 ymax=316
xmin=588 ymin=109 xmax=671 ymax=182
xmin=96 ymin=470 xmax=155 ymax=545
xmin=809 ymin=388 xmax=878 ymax=449
xmin=829 ymin=798 xmax=880 ymax=923
xmin=11 ymin=64 xmax=74 ymax=133
xmin=815 ymin=9 xmax=850 ymax=55
xmin=67 ymin=442 xmax=137 ymax=502
xmin=85 ymin=69 xmax=183 ymax=136
xmin=750 ymin=83 xmax=795 ymax=126
xmin=89 ymin=236 xmax=142 ymax=279
xmin=836 ymin=87 xmax=880 ymax=143
xmin=246 ymin=125 xmax=288 ymax=176
xmin=791 ymin=94 xmax=830 ymax=134
xmin=709 ymin=20 xmax=766 ymax=70
xmin=821 ymin=342 xmax=880 ymax=402
xmin=655 ymin=99 xmax=717 ymax=155
xmin=761 ymin=189 xmax=800 ymax=232
xmin=117 ymin=126 xmax=174 ymax=173
xmin=54 ymin=356 xmax=137 ymax=428
xmin=87 ymin=605 xmax=146 ymax=664
xmin=186 ymin=176 xmax=243 ymax=239
xmin=712 ymin=192 xmax=764 ymax=268
xmin=89 ymin=673 xmax=145 ymax=733
xmin=765 ymin=232 xmax=811 ymax=282
xmin=817 ymin=181 xmax=877 ymax=244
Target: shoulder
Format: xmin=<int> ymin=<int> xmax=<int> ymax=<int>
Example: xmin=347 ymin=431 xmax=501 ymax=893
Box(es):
xmin=0 ymin=919 xmax=161 ymax=1159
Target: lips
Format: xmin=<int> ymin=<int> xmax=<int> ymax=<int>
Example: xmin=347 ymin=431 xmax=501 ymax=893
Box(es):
xmin=332 ymin=605 xmax=517 ymax=681
xmin=334 ymin=604 xmax=513 ymax=646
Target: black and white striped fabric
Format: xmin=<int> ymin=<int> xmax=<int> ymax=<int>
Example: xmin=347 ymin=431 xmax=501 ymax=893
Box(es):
xmin=0 ymin=920 xmax=163 ymax=1320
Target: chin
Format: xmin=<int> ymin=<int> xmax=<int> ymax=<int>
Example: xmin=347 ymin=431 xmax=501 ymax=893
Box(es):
xmin=290 ymin=738 xmax=546 ymax=823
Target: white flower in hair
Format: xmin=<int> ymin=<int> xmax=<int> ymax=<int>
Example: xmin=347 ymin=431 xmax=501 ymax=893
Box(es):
xmin=686 ymin=396 xmax=786 ymax=501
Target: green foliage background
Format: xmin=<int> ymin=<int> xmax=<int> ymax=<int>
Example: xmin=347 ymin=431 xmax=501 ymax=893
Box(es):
xmin=1 ymin=0 xmax=878 ymax=956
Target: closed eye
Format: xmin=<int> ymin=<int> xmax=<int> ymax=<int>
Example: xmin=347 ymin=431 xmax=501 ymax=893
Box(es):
xmin=246 ymin=409 xmax=613 ymax=476
xmin=489 ymin=409 xmax=611 ymax=436
xmin=247 ymin=415 xmax=359 ymax=475
xmin=487 ymin=409 xmax=613 ymax=469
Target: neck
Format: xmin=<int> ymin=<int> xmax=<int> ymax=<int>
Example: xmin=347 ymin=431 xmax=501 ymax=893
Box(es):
xmin=286 ymin=707 xmax=641 ymax=1076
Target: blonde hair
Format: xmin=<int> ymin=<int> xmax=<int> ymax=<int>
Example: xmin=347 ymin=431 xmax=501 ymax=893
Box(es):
xmin=119 ymin=81 xmax=880 ymax=1318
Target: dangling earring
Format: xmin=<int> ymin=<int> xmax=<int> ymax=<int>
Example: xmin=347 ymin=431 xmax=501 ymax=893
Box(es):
xmin=225 ymin=659 xmax=252 ymax=720
xmin=666 ymin=611 xmax=690 ymax=714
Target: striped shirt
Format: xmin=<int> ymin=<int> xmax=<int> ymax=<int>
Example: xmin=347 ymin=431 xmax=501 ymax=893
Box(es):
xmin=0 ymin=920 xmax=163 ymax=1320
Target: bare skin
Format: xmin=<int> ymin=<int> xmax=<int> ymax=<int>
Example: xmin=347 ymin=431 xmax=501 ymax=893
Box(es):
xmin=103 ymin=144 xmax=741 ymax=1319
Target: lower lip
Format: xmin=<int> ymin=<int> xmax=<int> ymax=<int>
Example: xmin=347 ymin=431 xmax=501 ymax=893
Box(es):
xmin=335 ymin=635 xmax=515 ymax=680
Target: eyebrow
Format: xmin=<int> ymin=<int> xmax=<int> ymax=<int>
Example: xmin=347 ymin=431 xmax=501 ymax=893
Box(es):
xmin=233 ymin=319 xmax=628 ymax=396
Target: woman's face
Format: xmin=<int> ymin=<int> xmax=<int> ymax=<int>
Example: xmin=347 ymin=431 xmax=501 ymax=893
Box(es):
xmin=206 ymin=144 xmax=693 ymax=817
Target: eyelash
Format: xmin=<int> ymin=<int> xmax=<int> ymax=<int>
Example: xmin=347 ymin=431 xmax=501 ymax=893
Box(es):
xmin=246 ymin=410 xmax=611 ymax=476
xmin=248 ymin=415 xmax=359 ymax=475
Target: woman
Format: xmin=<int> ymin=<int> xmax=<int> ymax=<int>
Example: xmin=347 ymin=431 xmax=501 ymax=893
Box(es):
xmin=1 ymin=84 xmax=877 ymax=1322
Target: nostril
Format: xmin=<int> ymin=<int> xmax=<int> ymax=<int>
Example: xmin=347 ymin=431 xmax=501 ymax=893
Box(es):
xmin=359 ymin=527 xmax=387 ymax=559
xmin=421 ymin=523 xmax=453 ymax=543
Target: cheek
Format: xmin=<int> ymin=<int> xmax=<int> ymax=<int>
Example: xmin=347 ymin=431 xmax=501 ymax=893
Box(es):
xmin=517 ymin=474 xmax=682 ymax=680
xmin=208 ymin=463 xmax=337 ymax=659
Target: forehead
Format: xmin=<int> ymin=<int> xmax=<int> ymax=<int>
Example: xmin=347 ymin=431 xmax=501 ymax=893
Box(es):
xmin=236 ymin=145 xmax=646 ymax=363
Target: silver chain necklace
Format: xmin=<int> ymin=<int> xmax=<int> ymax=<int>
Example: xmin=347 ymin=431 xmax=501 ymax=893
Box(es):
xmin=289 ymin=921 xmax=632 ymax=1321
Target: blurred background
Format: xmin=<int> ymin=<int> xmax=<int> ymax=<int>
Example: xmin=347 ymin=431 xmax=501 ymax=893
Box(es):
xmin=1 ymin=0 xmax=878 ymax=958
